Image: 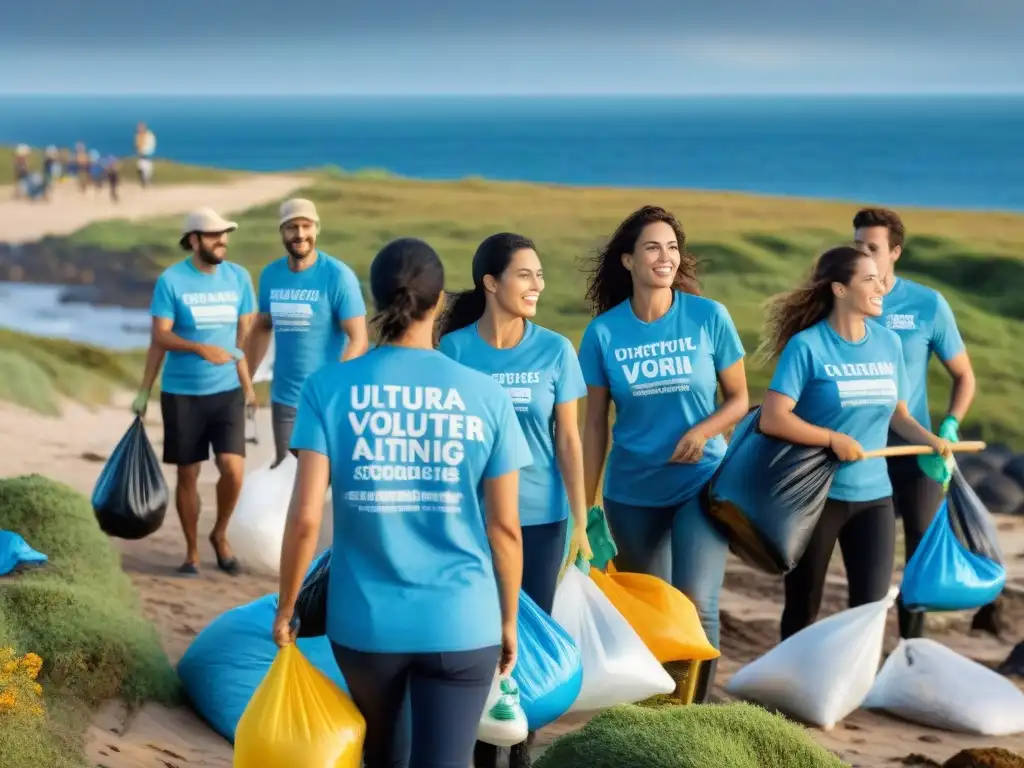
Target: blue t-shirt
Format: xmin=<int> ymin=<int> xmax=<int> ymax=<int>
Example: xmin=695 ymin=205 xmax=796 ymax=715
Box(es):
xmin=439 ymin=322 xmax=587 ymax=527
xmin=290 ymin=346 xmax=533 ymax=654
xmin=257 ymin=251 xmax=366 ymax=408
xmin=578 ymin=292 xmax=746 ymax=508
xmin=768 ymin=320 xmax=909 ymax=502
xmin=150 ymin=259 xmax=256 ymax=396
xmin=870 ymin=277 xmax=965 ymax=434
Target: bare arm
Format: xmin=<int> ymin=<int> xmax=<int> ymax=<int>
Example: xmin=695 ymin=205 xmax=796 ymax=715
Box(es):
xmin=890 ymin=402 xmax=946 ymax=451
xmin=340 ymin=316 xmax=369 ymax=362
xmin=759 ymin=390 xmax=833 ymax=448
xmin=138 ymin=320 xmax=167 ymax=391
xmin=691 ymin=359 xmax=750 ymax=439
xmin=235 ymin=312 xmax=257 ymax=396
xmin=152 ymin=316 xmax=203 ymax=355
xmin=276 ymin=450 xmax=329 ymax=622
xmin=486 ymin=470 xmax=523 ymax=634
xmin=582 ymin=385 xmax=611 ymax=508
xmin=554 ymin=398 xmax=588 ymax=531
xmin=941 ymin=351 xmax=976 ymax=424
xmin=244 ymin=312 xmax=273 ymax=375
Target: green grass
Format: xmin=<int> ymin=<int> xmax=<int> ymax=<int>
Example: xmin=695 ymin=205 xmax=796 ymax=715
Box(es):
xmin=2 ymin=144 xmax=241 ymax=186
xmin=64 ymin=172 xmax=1024 ymax=446
xmin=0 ymin=475 xmax=179 ymax=767
xmin=0 ymin=329 xmax=144 ymax=416
xmin=534 ymin=702 xmax=849 ymax=768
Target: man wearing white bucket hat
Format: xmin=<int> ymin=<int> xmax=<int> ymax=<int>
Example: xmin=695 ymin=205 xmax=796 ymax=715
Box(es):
xmin=132 ymin=207 xmax=258 ymax=576
xmin=245 ymin=198 xmax=368 ymax=466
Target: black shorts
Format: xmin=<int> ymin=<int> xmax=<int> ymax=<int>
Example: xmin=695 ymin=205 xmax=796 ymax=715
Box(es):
xmin=160 ymin=388 xmax=246 ymax=466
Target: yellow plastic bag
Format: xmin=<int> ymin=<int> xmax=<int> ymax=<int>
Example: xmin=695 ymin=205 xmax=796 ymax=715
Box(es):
xmin=590 ymin=564 xmax=720 ymax=664
xmin=234 ymin=643 xmax=365 ymax=768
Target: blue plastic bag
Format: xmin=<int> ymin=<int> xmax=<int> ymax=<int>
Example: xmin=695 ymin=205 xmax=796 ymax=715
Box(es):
xmin=512 ymin=589 xmax=583 ymax=730
xmin=900 ymin=463 xmax=1006 ymax=612
xmin=0 ymin=530 xmax=48 ymax=576
xmin=177 ymin=594 xmax=348 ymax=742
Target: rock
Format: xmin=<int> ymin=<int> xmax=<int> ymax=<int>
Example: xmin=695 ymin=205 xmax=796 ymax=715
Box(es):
xmin=983 ymin=444 xmax=1016 ymax=471
xmin=942 ymin=747 xmax=1024 ymax=768
xmin=957 ymin=455 xmax=997 ymax=487
xmin=971 ymin=601 xmax=1003 ymax=637
xmin=973 ymin=475 xmax=1024 ymax=515
xmin=1001 ymin=455 xmax=1024 ymax=491
xmin=996 ymin=641 xmax=1024 ymax=678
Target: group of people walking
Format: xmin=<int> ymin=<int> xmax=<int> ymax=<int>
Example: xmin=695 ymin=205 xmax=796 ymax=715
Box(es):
xmin=131 ymin=197 xmax=974 ymax=767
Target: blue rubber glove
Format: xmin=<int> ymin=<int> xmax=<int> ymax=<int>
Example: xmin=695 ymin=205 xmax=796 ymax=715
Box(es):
xmin=917 ymin=415 xmax=959 ymax=489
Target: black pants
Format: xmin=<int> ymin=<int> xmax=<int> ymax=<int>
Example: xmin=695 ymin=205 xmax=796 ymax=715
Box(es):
xmin=331 ymin=643 xmax=499 ymax=768
xmin=888 ymin=455 xmax=945 ymax=638
xmin=781 ymin=496 xmax=896 ymax=641
xmin=271 ymin=401 xmax=298 ymax=467
xmin=159 ymin=388 xmax=246 ymax=466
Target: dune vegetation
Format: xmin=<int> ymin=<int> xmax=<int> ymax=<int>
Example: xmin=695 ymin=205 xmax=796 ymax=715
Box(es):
xmin=0 ymin=475 xmax=179 ymax=767
xmin=62 ymin=170 xmax=1024 ymax=446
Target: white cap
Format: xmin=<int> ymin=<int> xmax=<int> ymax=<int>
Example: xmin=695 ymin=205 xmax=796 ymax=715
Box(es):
xmin=279 ymin=198 xmax=320 ymax=228
xmin=179 ymin=207 xmax=238 ymax=250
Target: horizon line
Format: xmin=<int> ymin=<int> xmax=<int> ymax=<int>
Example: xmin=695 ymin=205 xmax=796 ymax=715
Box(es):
xmin=3 ymin=90 xmax=1024 ymax=98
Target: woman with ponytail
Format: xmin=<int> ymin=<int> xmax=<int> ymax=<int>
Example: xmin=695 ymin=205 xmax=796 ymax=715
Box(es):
xmin=438 ymin=233 xmax=591 ymax=768
xmin=578 ymin=205 xmax=749 ymax=704
xmin=272 ymin=238 xmax=532 ymax=768
xmin=758 ymin=243 xmax=952 ymax=640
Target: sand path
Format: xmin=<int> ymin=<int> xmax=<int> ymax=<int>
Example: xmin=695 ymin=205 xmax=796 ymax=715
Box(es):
xmin=1 ymin=395 xmax=1023 ymax=767
xmin=0 ymin=175 xmax=312 ymax=245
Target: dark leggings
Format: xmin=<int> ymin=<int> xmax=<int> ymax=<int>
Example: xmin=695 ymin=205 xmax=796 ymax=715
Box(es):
xmin=888 ymin=456 xmax=944 ymax=638
xmin=332 ymin=643 xmax=499 ymax=768
xmin=474 ymin=518 xmax=567 ymax=766
xmin=781 ymin=496 xmax=896 ymax=641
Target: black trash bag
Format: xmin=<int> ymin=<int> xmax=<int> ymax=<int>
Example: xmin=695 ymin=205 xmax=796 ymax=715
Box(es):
xmin=973 ymin=473 xmax=1024 ymax=516
xmin=706 ymin=406 xmax=839 ymax=575
xmin=91 ymin=416 xmax=169 ymax=539
xmin=997 ymin=641 xmax=1024 ymax=678
xmin=947 ymin=462 xmax=1005 ymax=565
xmin=293 ymin=549 xmax=330 ymax=638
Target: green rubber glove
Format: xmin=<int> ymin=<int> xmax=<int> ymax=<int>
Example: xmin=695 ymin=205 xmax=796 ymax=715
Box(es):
xmin=130 ymin=388 xmax=150 ymax=418
xmin=917 ymin=415 xmax=958 ymax=489
xmin=585 ymin=505 xmax=618 ymax=570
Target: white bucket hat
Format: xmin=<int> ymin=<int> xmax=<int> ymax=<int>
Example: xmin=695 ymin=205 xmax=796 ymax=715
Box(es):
xmin=279 ymin=198 xmax=320 ymax=228
xmin=179 ymin=207 xmax=238 ymax=251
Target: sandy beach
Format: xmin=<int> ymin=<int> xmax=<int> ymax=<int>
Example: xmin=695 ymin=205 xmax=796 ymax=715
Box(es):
xmin=1 ymin=177 xmax=1022 ymax=767
xmin=0 ymin=392 xmax=1021 ymax=768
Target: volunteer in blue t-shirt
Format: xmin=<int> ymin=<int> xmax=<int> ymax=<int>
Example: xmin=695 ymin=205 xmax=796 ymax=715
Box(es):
xmin=853 ymin=207 xmax=977 ymax=640
xmin=438 ymin=232 xmax=590 ymax=768
xmin=245 ymin=198 xmax=369 ymax=466
xmin=272 ymin=237 xmax=531 ymax=768
xmin=758 ymin=243 xmax=953 ymax=640
xmin=131 ymin=208 xmax=258 ymax=576
xmin=578 ymin=205 xmax=750 ymax=703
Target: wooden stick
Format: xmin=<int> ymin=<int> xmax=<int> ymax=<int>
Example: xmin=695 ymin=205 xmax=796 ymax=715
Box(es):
xmin=861 ymin=441 xmax=987 ymax=460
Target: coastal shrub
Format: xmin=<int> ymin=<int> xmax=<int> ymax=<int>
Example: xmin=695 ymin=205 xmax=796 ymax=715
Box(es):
xmin=943 ymin=748 xmax=1024 ymax=768
xmin=534 ymin=702 xmax=848 ymax=768
xmin=0 ymin=349 xmax=59 ymax=415
xmin=0 ymin=475 xmax=178 ymax=768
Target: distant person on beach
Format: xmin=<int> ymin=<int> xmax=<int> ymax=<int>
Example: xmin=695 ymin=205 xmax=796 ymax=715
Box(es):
xmin=12 ymin=145 xmax=30 ymax=199
xmin=131 ymin=208 xmax=258 ymax=576
xmin=103 ymin=155 xmax=121 ymax=202
xmin=135 ymin=122 xmax=156 ymax=187
xmin=245 ymin=198 xmax=369 ymax=467
xmin=756 ymin=243 xmax=952 ymax=640
xmin=578 ymin=205 xmax=749 ymax=703
xmin=854 ymin=207 xmax=977 ymax=640
xmin=437 ymin=232 xmax=592 ymax=767
xmin=273 ymin=237 xmax=529 ymax=768
xmin=74 ymin=143 xmax=89 ymax=192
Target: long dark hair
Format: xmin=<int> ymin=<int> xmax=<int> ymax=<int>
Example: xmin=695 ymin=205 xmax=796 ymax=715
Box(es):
xmin=369 ymin=237 xmax=445 ymax=344
xmin=438 ymin=232 xmax=537 ymax=337
xmin=581 ymin=205 xmax=699 ymax=317
xmin=757 ymin=243 xmax=872 ymax=361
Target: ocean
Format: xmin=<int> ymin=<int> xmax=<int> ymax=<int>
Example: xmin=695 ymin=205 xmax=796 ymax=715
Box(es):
xmin=2 ymin=95 xmax=1023 ymax=211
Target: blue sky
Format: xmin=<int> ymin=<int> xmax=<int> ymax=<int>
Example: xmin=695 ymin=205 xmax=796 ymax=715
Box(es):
xmin=1 ymin=0 xmax=1022 ymax=95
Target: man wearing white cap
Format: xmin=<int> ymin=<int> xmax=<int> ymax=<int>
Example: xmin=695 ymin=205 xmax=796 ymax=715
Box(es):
xmin=245 ymin=198 xmax=368 ymax=466
xmin=132 ymin=208 xmax=258 ymax=576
